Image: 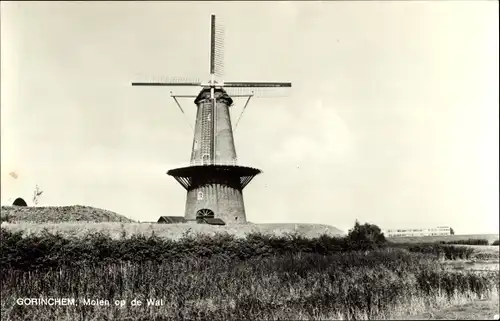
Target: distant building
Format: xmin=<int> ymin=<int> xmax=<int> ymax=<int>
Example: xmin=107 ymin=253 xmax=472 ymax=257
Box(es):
xmin=383 ymin=226 xmax=451 ymax=237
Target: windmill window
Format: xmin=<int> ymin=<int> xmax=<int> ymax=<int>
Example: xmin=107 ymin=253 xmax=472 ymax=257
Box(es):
xmin=202 ymin=154 xmax=210 ymax=165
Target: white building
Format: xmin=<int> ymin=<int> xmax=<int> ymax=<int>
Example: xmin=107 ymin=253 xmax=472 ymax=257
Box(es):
xmin=383 ymin=226 xmax=452 ymax=237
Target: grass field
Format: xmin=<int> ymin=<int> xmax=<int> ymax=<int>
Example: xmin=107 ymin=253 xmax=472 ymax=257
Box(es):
xmin=0 ymin=221 xmax=345 ymax=240
xmin=388 ymin=235 xmax=500 ymax=262
xmin=388 ymin=234 xmax=500 ymax=245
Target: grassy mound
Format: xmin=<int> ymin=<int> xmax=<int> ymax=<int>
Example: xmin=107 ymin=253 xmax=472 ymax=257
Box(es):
xmin=0 ymin=221 xmax=343 ymax=240
xmin=0 ymin=205 xmax=134 ymax=223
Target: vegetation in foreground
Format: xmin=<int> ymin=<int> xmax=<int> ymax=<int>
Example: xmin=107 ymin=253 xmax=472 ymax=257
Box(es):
xmin=2 ymin=250 xmax=498 ymax=321
xmin=0 ymin=227 xmax=485 ymax=270
xmin=438 ymin=238 xmax=490 ymax=246
xmin=1 ymin=221 xmax=498 ymax=321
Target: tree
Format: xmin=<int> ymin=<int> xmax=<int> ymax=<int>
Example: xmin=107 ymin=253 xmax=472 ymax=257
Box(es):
xmin=347 ymin=220 xmax=387 ymax=250
xmin=450 ymin=227 xmax=455 ymax=235
xmin=32 ymin=185 xmax=44 ymax=205
xmin=12 ymin=198 xmax=27 ymax=206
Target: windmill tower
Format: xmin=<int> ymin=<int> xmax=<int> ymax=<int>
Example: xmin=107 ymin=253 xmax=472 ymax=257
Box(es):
xmin=132 ymin=15 xmax=291 ymax=224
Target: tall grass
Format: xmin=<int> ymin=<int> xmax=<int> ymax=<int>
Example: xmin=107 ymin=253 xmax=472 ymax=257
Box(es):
xmin=2 ymin=250 xmax=498 ymax=321
xmin=1 ymin=228 xmax=498 ymax=320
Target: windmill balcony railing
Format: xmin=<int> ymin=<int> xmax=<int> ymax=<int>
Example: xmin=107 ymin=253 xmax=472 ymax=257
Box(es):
xmin=188 ymin=160 xmax=239 ymax=167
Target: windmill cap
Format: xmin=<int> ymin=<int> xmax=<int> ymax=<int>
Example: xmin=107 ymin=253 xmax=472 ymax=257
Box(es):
xmin=194 ymin=88 xmax=233 ymax=105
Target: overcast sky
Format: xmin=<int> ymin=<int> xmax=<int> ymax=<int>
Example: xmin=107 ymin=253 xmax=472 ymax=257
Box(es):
xmin=1 ymin=1 xmax=498 ymax=234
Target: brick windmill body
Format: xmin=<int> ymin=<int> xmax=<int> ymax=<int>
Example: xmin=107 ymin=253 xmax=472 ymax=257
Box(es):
xmin=133 ymin=15 xmax=291 ymax=224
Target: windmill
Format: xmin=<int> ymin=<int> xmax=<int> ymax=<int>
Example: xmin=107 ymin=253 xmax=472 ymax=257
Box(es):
xmin=132 ymin=14 xmax=291 ymax=224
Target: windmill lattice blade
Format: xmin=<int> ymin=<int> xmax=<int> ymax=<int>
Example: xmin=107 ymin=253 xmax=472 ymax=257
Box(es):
xmin=214 ymin=19 xmax=225 ymax=77
xmin=225 ymin=87 xmax=290 ymax=99
xmin=210 ymin=14 xmax=216 ymax=75
xmin=132 ymin=82 xmax=201 ymax=86
xmin=224 ymin=82 xmax=292 ymax=88
xmin=133 ymin=76 xmax=202 ymax=83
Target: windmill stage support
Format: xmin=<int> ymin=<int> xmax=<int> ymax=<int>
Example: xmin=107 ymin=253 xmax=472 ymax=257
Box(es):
xmin=167 ymin=88 xmax=261 ymax=223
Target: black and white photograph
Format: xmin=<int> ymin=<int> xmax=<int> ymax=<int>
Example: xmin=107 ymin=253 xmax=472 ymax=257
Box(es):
xmin=1 ymin=1 xmax=499 ymax=320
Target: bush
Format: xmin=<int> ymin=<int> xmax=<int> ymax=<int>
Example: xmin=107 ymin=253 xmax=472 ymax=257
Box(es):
xmin=492 ymin=240 xmax=499 ymax=246
xmin=2 ymin=222 xmax=482 ymax=272
xmin=346 ymin=220 xmax=387 ymax=250
xmin=1 ymin=223 xmax=385 ymax=271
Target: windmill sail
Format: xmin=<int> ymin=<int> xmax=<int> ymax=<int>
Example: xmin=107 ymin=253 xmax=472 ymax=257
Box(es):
xmin=210 ymin=14 xmax=225 ymax=78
